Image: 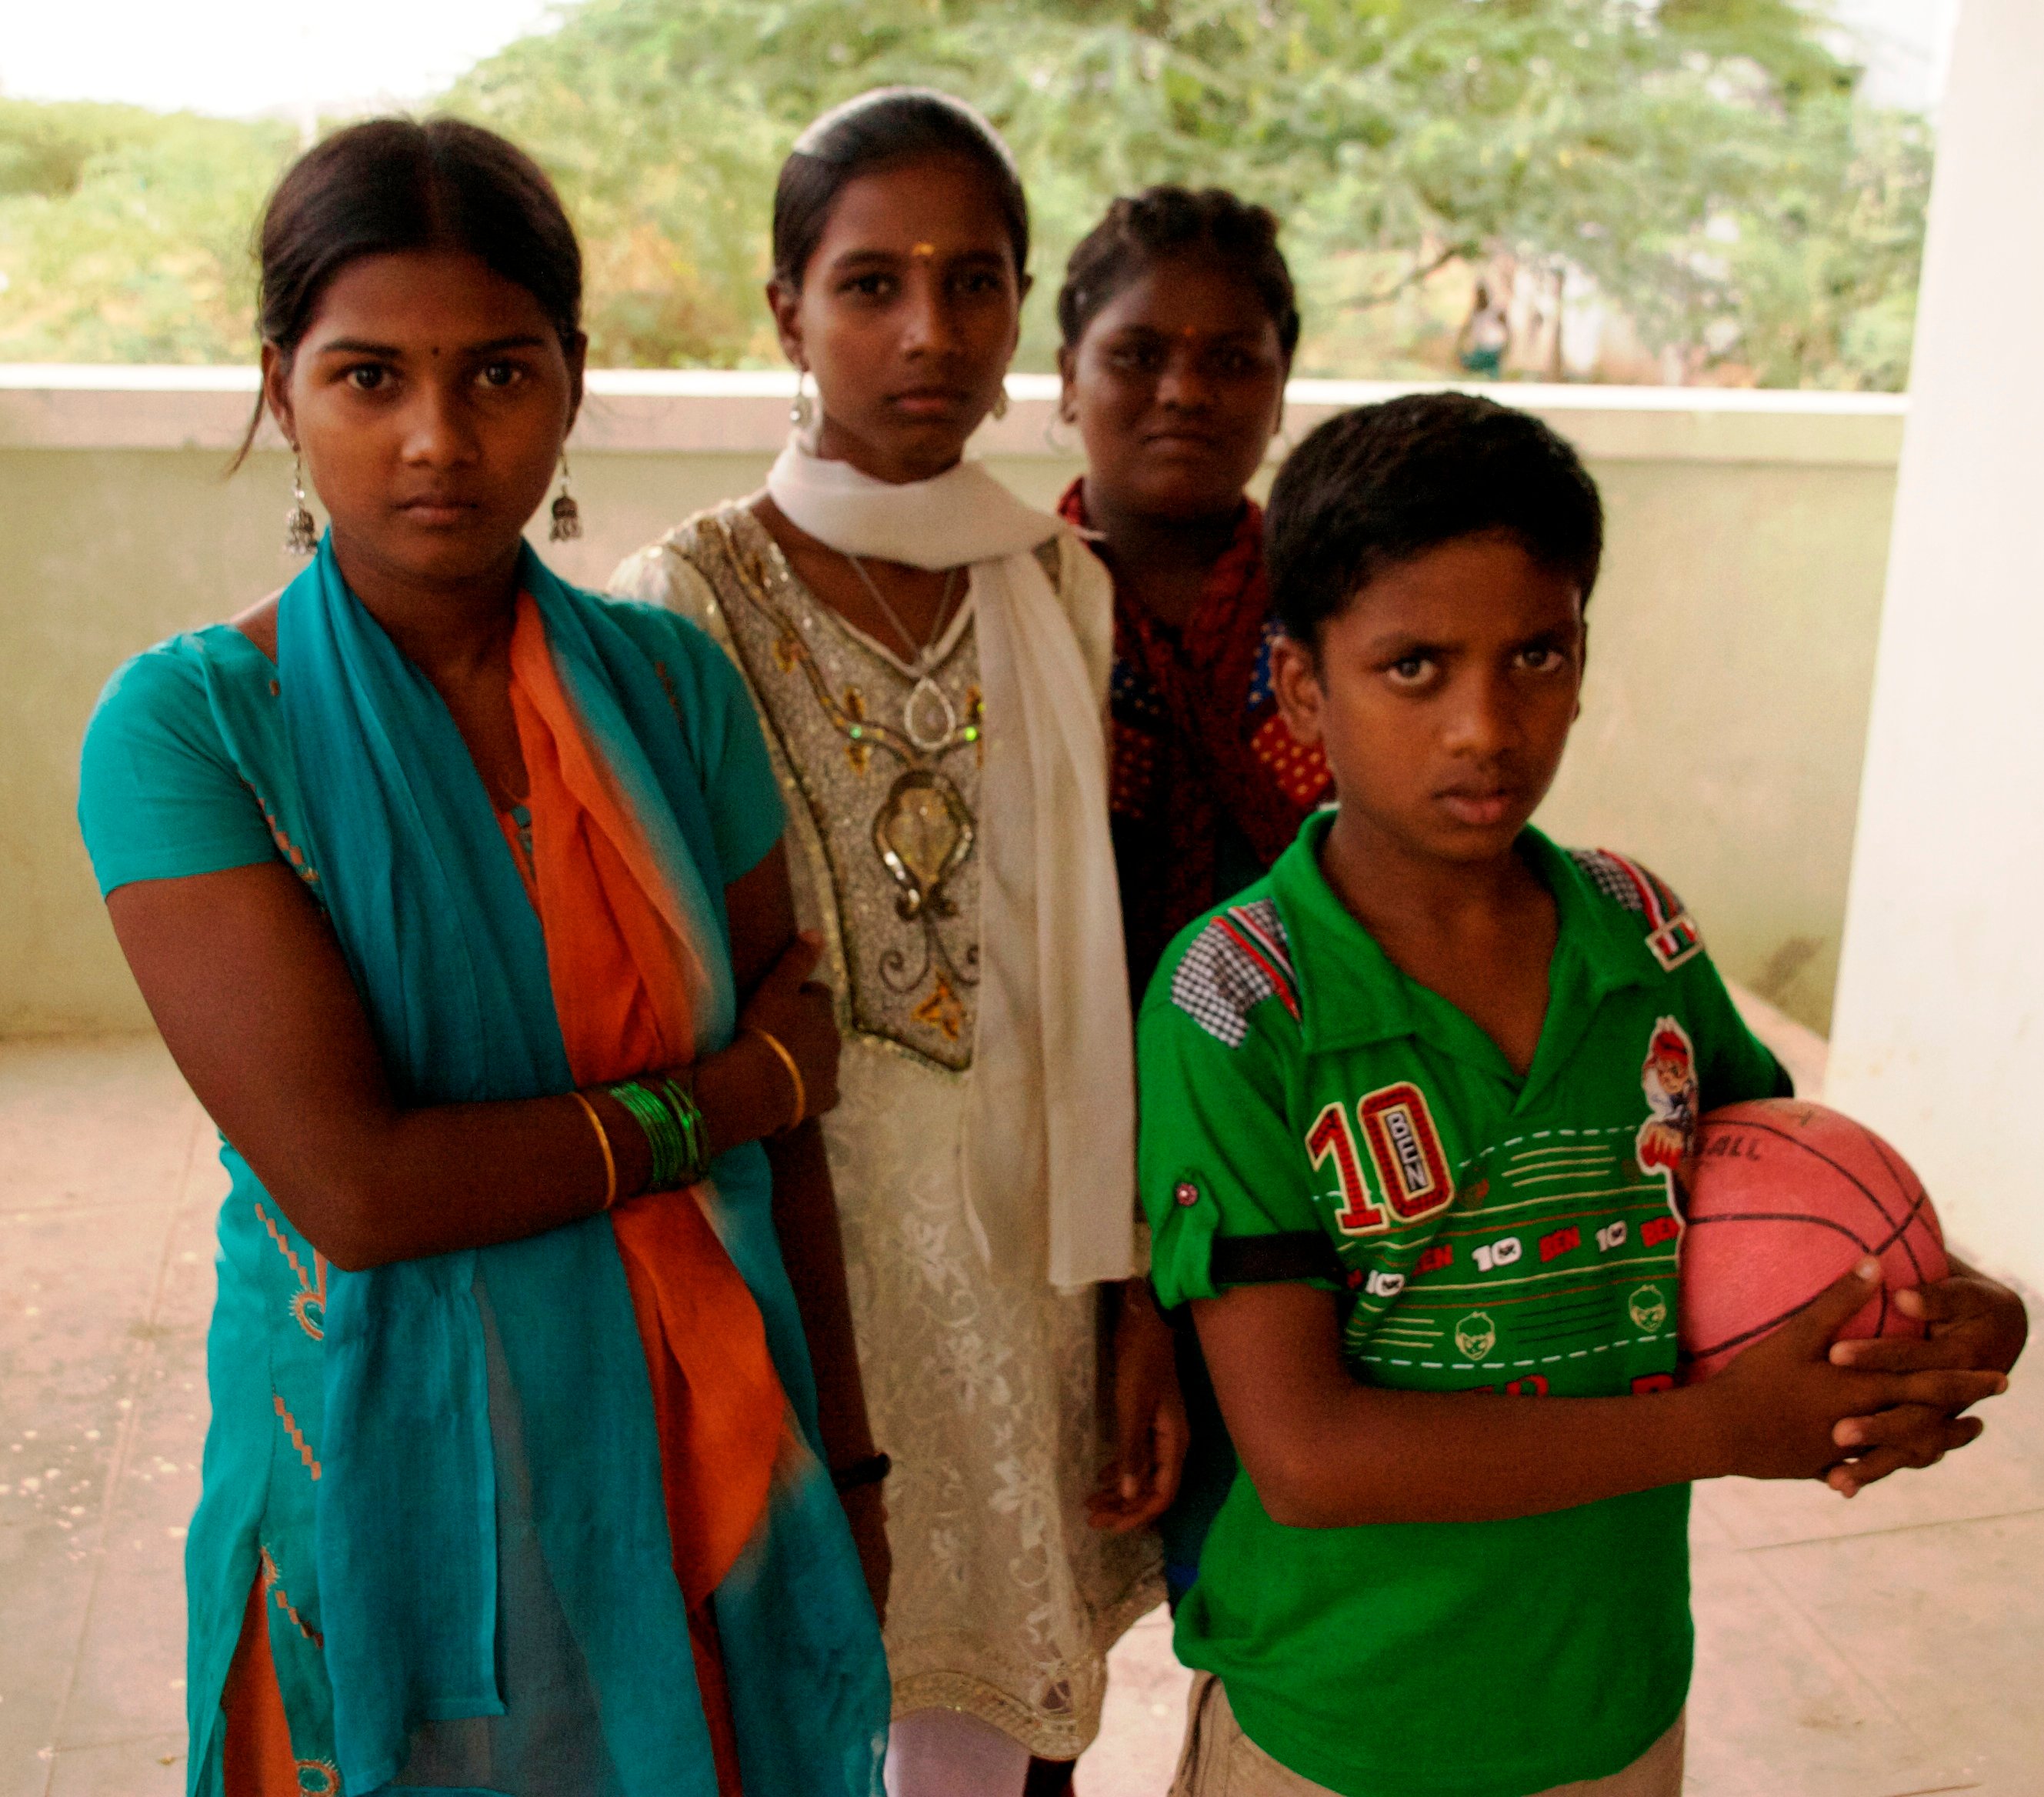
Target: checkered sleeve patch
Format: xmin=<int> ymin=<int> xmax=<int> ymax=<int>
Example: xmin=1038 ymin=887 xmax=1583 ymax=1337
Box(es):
xmin=1170 ymin=899 xmax=1301 ymax=1047
xmin=1566 ymin=848 xmax=1682 ymax=916
xmin=1569 ymin=848 xmax=1705 ymax=971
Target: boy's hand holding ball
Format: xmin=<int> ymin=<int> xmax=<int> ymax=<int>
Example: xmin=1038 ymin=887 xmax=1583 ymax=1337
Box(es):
xmin=1823 ymin=1264 xmax=2028 ymax=1495
xmin=1676 ymin=1095 xmax=2025 ymax=1496
xmin=1831 ymin=1267 xmax=2029 ymax=1377
xmin=1699 ymin=1260 xmax=2007 ymax=1492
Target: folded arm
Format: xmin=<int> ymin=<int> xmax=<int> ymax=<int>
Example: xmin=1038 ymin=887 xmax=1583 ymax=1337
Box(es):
xmin=106 ymin=843 xmax=826 ymax=1271
xmin=1195 ymin=1269 xmax=2007 ymax=1529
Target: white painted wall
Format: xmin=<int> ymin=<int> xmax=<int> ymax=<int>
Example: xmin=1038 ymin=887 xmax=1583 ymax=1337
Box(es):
xmin=1828 ymin=0 xmax=2044 ymax=1286
xmin=0 ymin=372 xmax=1904 ymax=1038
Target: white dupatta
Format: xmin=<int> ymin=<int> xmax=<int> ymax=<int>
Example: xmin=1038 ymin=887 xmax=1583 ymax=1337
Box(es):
xmin=766 ymin=439 xmax=1137 ymax=1291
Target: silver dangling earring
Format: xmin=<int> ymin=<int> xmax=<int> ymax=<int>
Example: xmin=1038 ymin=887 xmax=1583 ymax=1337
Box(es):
xmin=789 ymin=366 xmax=814 ymax=431
xmin=284 ymin=453 xmax=318 ymax=557
xmin=549 ymin=453 xmax=582 ymax=542
xmin=1043 ymin=408 xmax=1073 ymax=453
xmin=992 ymin=383 xmax=1010 ymax=421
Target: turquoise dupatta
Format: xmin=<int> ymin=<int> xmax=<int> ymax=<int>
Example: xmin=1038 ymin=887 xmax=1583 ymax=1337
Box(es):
xmin=276 ymin=538 xmax=886 ymax=1796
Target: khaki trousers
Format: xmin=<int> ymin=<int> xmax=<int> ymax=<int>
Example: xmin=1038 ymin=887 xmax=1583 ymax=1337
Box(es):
xmin=1168 ymin=1673 xmax=1686 ymax=1797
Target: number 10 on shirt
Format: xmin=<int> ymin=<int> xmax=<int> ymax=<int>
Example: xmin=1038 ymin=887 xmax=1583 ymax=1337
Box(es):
xmin=1306 ymin=1082 xmax=1455 ymax=1236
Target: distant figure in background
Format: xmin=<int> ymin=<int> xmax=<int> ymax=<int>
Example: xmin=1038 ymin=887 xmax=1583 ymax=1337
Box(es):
xmin=612 ymin=88 xmax=1170 ymax=1797
xmin=1456 ymin=280 xmax=1512 ymax=378
xmin=76 ymin=117 xmax=888 ymax=1797
xmin=1055 ymin=185 xmax=1332 ymax=1606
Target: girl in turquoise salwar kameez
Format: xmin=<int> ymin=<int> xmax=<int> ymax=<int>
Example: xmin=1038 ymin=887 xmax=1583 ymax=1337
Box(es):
xmin=77 ymin=117 xmax=891 ymax=1797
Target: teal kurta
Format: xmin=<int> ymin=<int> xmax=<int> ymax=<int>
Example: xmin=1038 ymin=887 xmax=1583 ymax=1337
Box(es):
xmin=78 ymin=565 xmax=885 ymax=1797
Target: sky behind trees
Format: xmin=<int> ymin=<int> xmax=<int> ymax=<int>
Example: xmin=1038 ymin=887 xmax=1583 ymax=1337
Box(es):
xmin=0 ymin=2 xmax=1956 ymax=118
xmin=0 ymin=0 xmax=554 ymax=123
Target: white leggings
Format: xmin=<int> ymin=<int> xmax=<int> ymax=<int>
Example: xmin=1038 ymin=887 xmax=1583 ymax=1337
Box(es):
xmin=885 ymin=1707 xmax=1032 ymax=1797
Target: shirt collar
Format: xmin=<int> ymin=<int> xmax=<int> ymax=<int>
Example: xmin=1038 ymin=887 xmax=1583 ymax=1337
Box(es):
xmin=1268 ymin=812 xmax=1662 ymax=1060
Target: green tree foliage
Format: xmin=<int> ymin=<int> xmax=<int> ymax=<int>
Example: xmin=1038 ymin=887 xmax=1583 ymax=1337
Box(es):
xmin=449 ymin=0 xmax=1930 ymax=385
xmin=0 ymin=102 xmax=295 ymax=362
xmin=0 ymin=1 xmax=1931 ymax=385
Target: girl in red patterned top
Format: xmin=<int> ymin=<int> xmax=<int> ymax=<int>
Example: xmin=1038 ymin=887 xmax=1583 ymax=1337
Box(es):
xmin=1055 ymin=187 xmax=1332 ymax=1004
xmin=1055 ymin=188 xmax=1332 ymax=1605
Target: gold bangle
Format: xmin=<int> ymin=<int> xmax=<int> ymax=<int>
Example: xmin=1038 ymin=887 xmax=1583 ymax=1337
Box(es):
xmin=570 ymin=1089 xmax=618 ymax=1211
xmin=745 ymin=1025 xmax=806 ymax=1134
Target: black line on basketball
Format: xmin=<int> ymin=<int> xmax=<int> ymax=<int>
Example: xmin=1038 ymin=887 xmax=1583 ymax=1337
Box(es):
xmin=1682 ymin=1209 xmax=1902 ymax=1359
xmin=1864 ymin=1129 xmax=1939 ymax=1283
xmin=1699 ymin=1116 xmax=1934 ymax=1294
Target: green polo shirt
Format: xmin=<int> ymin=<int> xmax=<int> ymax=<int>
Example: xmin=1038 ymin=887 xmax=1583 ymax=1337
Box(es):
xmin=1139 ymin=812 xmax=1787 ymax=1797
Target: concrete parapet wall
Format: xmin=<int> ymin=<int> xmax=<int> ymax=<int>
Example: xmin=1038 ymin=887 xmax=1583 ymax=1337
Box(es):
xmin=0 ymin=368 xmax=1902 ymax=1037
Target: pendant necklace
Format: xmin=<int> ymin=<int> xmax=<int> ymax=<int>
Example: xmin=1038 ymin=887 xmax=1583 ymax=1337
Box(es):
xmin=842 ymin=552 xmax=965 ymax=753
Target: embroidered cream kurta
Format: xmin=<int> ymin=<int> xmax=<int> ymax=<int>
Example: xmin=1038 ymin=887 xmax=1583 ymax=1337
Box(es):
xmin=612 ymin=503 xmax=1160 ymax=1758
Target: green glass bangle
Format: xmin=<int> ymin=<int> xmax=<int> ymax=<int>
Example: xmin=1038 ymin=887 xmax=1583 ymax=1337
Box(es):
xmin=604 ymin=1075 xmax=712 ymax=1193
xmin=646 ymin=1085 xmax=689 ymax=1186
xmin=653 ymin=1076 xmax=710 ymax=1187
xmin=607 ymin=1079 xmax=685 ymax=1189
xmin=609 ymin=1082 xmax=665 ymax=1185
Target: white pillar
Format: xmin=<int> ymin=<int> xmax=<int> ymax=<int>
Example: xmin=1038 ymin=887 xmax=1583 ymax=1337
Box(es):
xmin=1827 ymin=0 xmax=2044 ymax=1285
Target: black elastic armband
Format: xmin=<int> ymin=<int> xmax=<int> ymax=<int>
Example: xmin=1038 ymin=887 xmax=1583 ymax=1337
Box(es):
xmin=1209 ymin=1231 xmax=1342 ymax=1287
xmin=829 ymin=1451 xmax=892 ymax=1493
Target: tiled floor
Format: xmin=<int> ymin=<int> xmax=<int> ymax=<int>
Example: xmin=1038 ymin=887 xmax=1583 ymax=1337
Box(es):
xmin=0 ymin=1029 xmax=2036 ymax=1797
xmin=0 ymin=1037 xmax=212 ymax=1797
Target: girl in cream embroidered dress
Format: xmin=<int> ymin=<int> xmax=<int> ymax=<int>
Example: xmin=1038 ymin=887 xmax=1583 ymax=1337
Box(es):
xmin=613 ymin=507 xmax=1160 ymax=1755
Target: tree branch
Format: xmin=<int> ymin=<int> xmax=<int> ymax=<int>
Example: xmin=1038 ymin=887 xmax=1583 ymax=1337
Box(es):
xmin=1347 ymin=245 xmax=1465 ymax=310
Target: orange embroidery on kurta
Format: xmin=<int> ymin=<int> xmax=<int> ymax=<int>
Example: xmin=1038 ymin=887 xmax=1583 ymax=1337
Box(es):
xmin=245 ymin=785 xmax=320 ymax=887
xmin=255 ymin=1201 xmax=327 ymax=1340
xmin=258 ymin=1545 xmax=325 ymax=1648
xmin=272 ymin=1394 xmax=321 ymax=1481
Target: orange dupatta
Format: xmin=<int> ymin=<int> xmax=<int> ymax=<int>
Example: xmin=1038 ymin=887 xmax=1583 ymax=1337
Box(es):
xmin=510 ymin=593 xmax=792 ymax=1789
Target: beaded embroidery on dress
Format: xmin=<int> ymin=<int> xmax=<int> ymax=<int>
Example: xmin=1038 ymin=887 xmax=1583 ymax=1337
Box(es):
xmin=609 ymin=502 xmax=1162 ymax=1761
xmin=677 ymin=508 xmax=985 ymax=1070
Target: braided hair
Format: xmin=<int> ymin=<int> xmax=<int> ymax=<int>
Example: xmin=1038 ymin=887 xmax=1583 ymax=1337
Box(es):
xmin=1056 ymin=185 xmax=1299 ymax=358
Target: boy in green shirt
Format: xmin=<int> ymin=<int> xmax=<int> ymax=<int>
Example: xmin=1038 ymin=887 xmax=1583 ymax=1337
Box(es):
xmin=1139 ymin=394 xmax=2026 ymax=1797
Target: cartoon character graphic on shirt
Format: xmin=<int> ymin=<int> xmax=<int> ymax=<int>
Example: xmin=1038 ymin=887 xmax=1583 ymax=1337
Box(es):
xmin=1635 ymin=1015 xmax=1699 ymax=1237
xmin=1636 ymin=1018 xmax=1698 ymax=1172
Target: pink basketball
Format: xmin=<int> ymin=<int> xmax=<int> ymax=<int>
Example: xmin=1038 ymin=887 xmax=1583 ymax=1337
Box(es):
xmin=1679 ymin=1099 xmax=1947 ymax=1382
